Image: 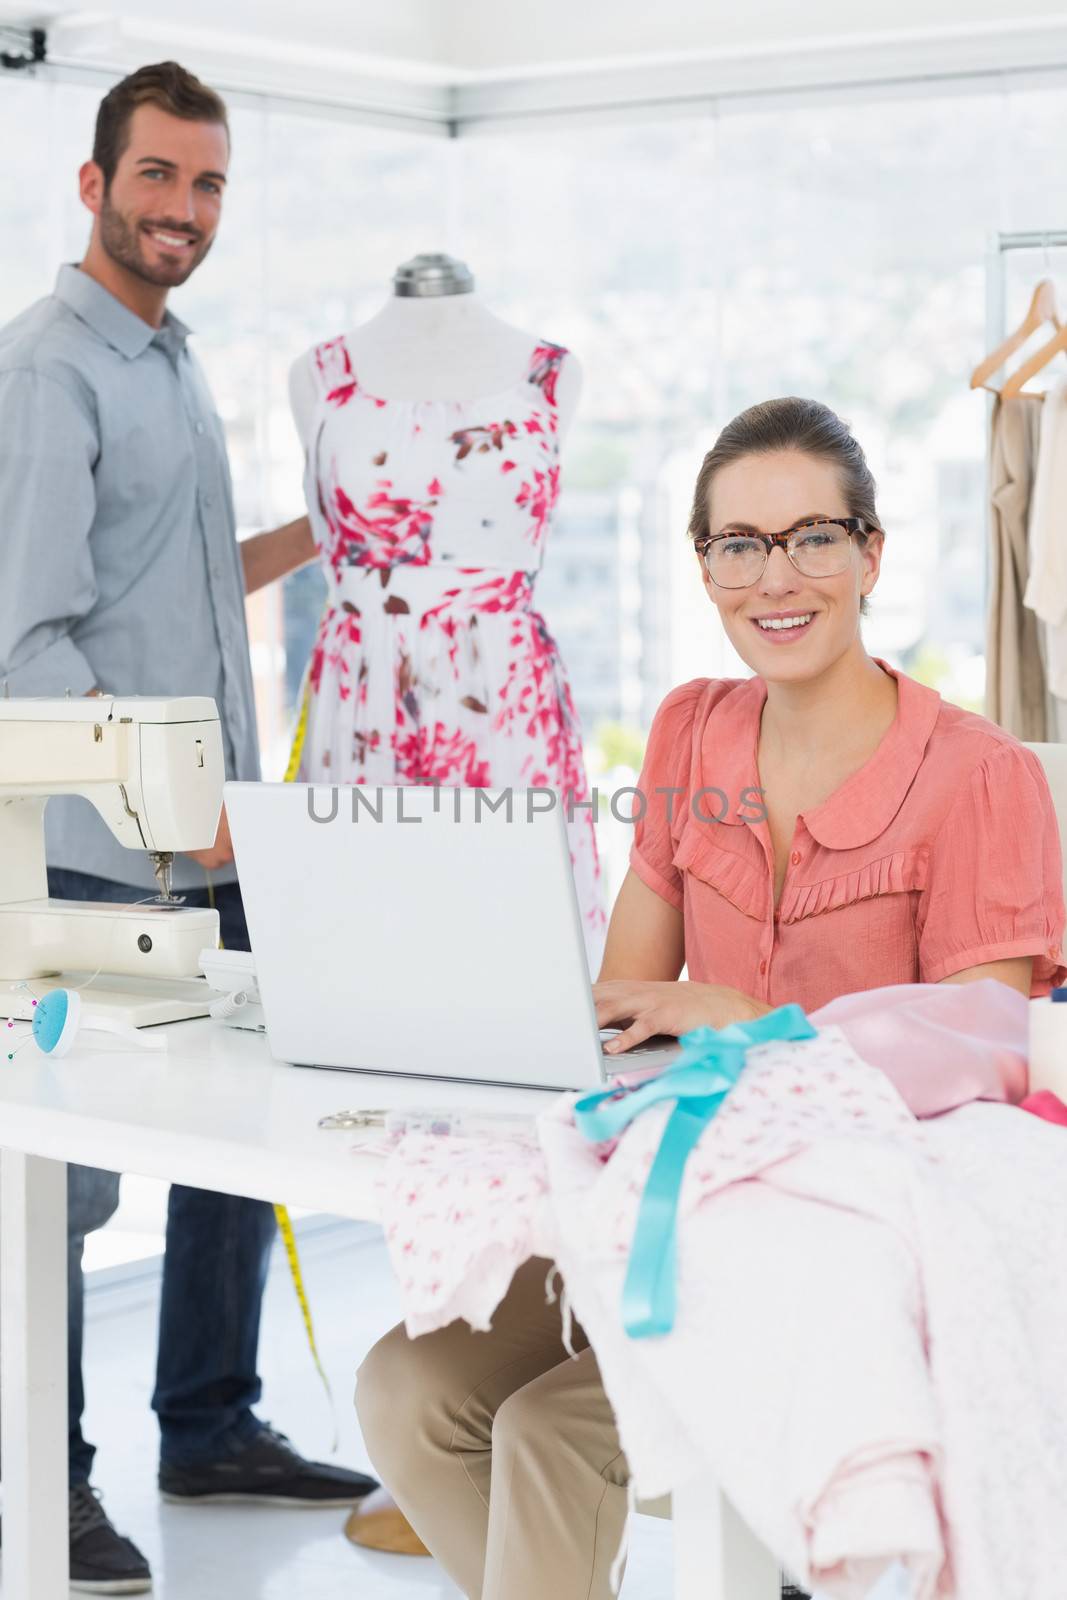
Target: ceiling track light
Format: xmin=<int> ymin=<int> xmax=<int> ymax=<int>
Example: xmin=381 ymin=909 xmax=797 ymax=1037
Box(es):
xmin=1 ymin=25 xmax=47 ymax=72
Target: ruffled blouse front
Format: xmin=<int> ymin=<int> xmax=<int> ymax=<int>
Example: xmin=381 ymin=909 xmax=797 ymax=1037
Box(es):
xmin=630 ymin=659 xmax=1067 ymax=1013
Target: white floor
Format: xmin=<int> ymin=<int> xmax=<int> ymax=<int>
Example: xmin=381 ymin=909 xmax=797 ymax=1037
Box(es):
xmin=11 ymin=1177 xmax=674 ymax=1599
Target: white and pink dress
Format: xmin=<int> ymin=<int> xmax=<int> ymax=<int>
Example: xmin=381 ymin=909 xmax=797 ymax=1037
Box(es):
xmin=296 ymin=335 xmax=605 ymax=963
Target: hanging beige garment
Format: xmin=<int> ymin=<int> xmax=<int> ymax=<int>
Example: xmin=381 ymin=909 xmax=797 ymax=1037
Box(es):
xmin=1023 ymin=378 xmax=1067 ymax=732
xmin=985 ymin=393 xmax=1047 ymax=739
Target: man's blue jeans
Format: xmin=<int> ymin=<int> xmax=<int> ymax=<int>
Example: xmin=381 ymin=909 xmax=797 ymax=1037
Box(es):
xmin=49 ymin=868 xmax=278 ymax=1485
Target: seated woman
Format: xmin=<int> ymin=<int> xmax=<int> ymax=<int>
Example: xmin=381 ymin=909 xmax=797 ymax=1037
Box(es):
xmin=354 ymin=396 xmax=1067 ymax=1600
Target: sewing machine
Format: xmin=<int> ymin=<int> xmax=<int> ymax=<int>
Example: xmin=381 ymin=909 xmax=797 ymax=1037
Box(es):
xmin=0 ymin=697 xmax=225 ymax=1027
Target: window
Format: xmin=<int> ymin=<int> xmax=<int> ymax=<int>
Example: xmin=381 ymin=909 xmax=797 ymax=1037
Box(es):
xmin=452 ymin=84 xmax=1067 ymax=744
xmin=5 ymin=66 xmax=1067 ymax=831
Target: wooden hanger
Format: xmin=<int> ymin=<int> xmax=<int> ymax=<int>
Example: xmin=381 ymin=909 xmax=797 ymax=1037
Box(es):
xmin=1000 ymin=311 xmax=1067 ymax=398
xmin=969 ymin=277 xmax=1061 ymax=392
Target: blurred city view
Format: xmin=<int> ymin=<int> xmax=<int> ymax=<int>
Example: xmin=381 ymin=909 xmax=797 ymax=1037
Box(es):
xmin=4 ymin=70 xmax=1067 ymax=898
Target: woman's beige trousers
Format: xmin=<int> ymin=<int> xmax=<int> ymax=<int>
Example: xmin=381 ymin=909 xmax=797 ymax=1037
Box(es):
xmin=356 ymin=1256 xmax=630 ymax=1600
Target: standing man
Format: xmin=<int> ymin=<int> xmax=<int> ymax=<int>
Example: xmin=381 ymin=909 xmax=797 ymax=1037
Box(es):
xmin=0 ymin=62 xmax=375 ymax=1594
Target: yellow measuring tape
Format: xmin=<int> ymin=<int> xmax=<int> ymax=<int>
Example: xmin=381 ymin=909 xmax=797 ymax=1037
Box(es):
xmin=283 ymin=673 xmax=311 ymax=784
xmin=272 ymin=1199 xmax=337 ymax=1449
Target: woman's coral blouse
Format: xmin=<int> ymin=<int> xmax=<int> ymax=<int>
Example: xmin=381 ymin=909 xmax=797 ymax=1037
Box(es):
xmin=629 ymin=659 xmax=1067 ymax=1011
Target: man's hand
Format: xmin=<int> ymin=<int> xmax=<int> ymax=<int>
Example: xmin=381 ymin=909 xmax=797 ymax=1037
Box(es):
xmin=185 ymin=804 xmax=234 ymax=870
xmin=240 ymin=515 xmax=317 ymax=595
xmin=593 ymin=979 xmax=771 ymax=1054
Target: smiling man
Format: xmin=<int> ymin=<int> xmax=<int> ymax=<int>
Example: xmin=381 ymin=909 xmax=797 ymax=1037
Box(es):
xmin=87 ymin=89 xmax=225 ymax=300
xmin=0 ymin=62 xmax=373 ymax=1594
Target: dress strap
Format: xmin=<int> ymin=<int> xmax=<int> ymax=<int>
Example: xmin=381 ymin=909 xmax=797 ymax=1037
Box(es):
xmin=527 ymin=342 xmax=569 ymax=407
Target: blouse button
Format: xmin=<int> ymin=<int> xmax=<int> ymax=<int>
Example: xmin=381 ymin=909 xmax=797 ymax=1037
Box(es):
xmin=759 ymin=959 xmax=767 ymax=975
xmin=790 ymin=850 xmax=801 ymax=865
xmin=1050 ymin=946 xmax=1060 ymax=960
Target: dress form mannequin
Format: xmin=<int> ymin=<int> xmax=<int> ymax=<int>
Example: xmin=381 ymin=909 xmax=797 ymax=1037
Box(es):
xmin=289 ymin=253 xmax=581 ymax=446
xmin=286 ymin=251 xmax=605 ymax=970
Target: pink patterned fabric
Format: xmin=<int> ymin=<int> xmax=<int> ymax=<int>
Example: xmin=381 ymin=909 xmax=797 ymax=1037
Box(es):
xmin=536 ymin=1071 xmax=1067 ymax=1600
xmin=376 ymin=1027 xmax=919 ymax=1342
xmin=298 ymin=337 xmax=605 ymax=963
xmin=374 ymin=995 xmax=1067 ymax=1597
xmin=377 ymin=1131 xmax=551 ymax=1337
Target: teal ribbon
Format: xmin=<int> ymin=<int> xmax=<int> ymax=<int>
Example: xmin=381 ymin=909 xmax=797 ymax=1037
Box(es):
xmin=574 ymin=1004 xmax=816 ymax=1338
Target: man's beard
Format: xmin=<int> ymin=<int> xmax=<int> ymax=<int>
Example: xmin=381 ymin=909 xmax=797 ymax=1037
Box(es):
xmin=99 ymin=192 xmax=212 ymax=288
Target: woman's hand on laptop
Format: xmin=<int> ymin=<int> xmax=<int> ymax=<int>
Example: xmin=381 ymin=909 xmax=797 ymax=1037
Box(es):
xmin=593 ymin=980 xmax=770 ymax=1055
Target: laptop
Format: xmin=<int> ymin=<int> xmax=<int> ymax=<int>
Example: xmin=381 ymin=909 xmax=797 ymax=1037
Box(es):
xmin=225 ymin=781 xmax=681 ymax=1091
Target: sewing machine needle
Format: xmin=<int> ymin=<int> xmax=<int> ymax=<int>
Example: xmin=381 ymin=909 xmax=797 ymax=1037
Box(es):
xmin=151 ymin=851 xmax=175 ymax=902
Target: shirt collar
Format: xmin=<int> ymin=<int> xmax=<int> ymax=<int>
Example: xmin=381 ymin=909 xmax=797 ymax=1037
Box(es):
xmin=703 ymin=657 xmax=942 ymax=850
xmin=54 ymin=264 xmax=192 ymax=361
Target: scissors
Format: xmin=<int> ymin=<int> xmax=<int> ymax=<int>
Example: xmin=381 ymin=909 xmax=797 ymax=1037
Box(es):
xmin=318 ymin=1109 xmax=387 ymax=1130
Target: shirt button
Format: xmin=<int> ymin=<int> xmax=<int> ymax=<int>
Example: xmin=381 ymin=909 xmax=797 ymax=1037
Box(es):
xmin=1050 ymin=946 xmax=1060 ymax=960
xmin=790 ymin=850 xmax=801 ymax=865
xmin=759 ymin=959 xmax=767 ymax=975
xmin=195 ymin=421 xmax=205 ymax=436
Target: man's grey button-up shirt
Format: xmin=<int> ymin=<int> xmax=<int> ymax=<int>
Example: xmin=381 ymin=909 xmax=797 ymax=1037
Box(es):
xmin=0 ymin=264 xmax=261 ymax=892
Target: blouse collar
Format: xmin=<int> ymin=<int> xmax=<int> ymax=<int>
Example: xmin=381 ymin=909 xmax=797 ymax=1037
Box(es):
xmin=703 ymin=657 xmax=942 ymax=850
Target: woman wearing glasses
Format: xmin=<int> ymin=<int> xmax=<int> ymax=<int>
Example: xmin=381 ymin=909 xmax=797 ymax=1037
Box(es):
xmin=356 ymin=398 xmax=1066 ymax=1600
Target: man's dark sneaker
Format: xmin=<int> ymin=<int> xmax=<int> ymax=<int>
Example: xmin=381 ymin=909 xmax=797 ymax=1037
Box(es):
xmin=158 ymin=1423 xmax=379 ymax=1507
xmin=68 ymin=1483 xmax=152 ymax=1594
xmin=781 ymin=1583 xmax=812 ymax=1599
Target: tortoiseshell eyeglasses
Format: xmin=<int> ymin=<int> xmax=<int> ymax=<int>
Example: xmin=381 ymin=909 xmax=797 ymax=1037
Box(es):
xmin=694 ymin=517 xmax=879 ymax=589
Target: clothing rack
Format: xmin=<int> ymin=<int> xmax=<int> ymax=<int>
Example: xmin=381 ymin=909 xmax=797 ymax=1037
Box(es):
xmin=985 ymin=230 xmax=1067 ymax=360
xmin=981 ymin=233 xmax=1067 ymax=604
xmin=981 ymin=232 xmax=1067 ymax=734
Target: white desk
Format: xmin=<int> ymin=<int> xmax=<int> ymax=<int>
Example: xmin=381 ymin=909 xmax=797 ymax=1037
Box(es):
xmin=0 ymin=1018 xmax=777 ymax=1600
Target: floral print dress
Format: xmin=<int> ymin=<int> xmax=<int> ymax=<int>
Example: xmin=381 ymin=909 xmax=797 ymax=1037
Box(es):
xmin=297 ymin=335 xmax=605 ymax=965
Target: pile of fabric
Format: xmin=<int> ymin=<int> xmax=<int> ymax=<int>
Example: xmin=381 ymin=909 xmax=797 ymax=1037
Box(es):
xmin=375 ymin=980 xmax=1067 ymax=1599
